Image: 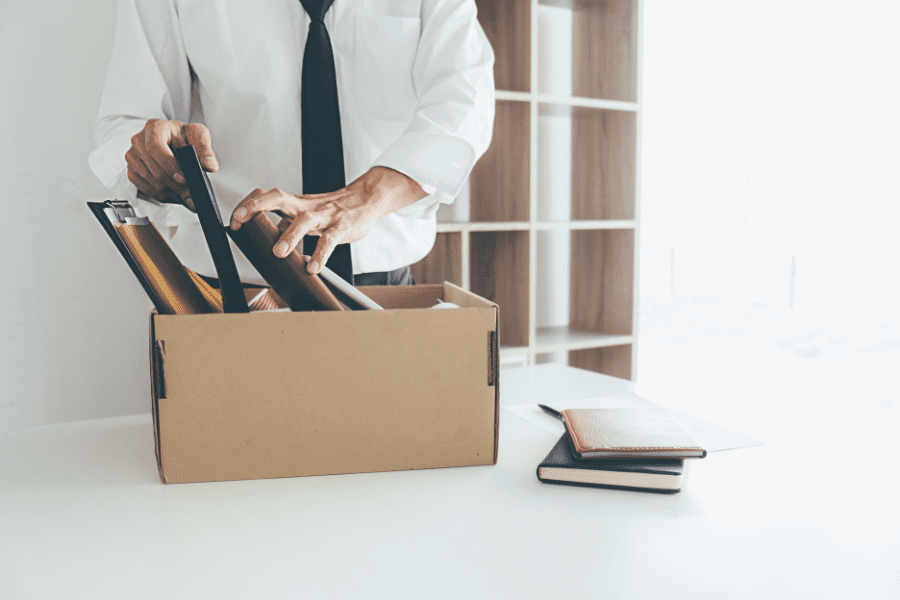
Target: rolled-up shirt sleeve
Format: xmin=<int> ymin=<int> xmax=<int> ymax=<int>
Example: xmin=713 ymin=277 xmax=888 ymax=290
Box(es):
xmin=88 ymin=0 xmax=196 ymax=226
xmin=374 ymin=0 xmax=495 ymax=219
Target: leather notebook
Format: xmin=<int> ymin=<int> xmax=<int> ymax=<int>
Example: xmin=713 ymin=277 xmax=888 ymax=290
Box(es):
xmin=537 ymin=433 xmax=684 ymax=494
xmin=173 ymin=144 xmax=250 ymax=313
xmin=562 ymin=407 xmax=707 ymax=459
xmin=87 ymin=200 xmax=223 ymax=315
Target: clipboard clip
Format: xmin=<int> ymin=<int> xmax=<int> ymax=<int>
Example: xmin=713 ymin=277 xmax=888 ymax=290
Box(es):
xmin=102 ymin=200 xmax=150 ymax=226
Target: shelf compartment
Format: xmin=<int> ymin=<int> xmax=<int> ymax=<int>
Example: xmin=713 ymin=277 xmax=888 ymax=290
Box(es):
xmin=409 ymin=232 xmax=462 ymax=287
xmin=537 ymin=105 xmax=636 ymax=222
xmin=570 ymin=229 xmax=634 ymax=336
xmin=476 ymin=0 xmax=531 ymax=93
xmin=470 ymin=231 xmax=530 ymax=348
xmin=534 ymin=226 xmax=634 ymax=377
xmin=571 ymin=0 xmax=638 ymax=103
xmin=537 ymin=0 xmax=637 ymax=103
xmin=571 ymin=106 xmax=636 ymax=220
xmin=470 ymin=100 xmax=531 ymax=222
xmin=569 ymin=344 xmax=633 ymax=380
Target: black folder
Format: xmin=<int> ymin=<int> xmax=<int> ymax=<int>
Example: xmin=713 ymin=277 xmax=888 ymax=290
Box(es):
xmin=173 ymin=145 xmax=250 ymax=313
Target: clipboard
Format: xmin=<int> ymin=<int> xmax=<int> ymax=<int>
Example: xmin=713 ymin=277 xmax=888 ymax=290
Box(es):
xmin=173 ymin=144 xmax=250 ymax=313
xmin=87 ymin=200 xmax=223 ymax=315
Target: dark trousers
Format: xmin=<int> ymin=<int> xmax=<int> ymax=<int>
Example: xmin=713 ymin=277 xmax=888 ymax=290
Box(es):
xmin=353 ymin=266 xmax=416 ymax=286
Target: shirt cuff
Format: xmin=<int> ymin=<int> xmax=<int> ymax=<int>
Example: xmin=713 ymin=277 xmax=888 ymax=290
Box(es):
xmin=372 ymin=131 xmax=476 ymax=218
xmin=88 ymin=131 xmax=137 ymax=191
xmin=393 ymin=191 xmax=446 ymax=219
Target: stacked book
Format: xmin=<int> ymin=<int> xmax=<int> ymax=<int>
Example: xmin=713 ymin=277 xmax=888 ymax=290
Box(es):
xmin=536 ymin=406 xmax=707 ymax=494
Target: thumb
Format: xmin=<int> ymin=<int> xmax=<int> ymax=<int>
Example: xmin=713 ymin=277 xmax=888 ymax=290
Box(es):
xmin=183 ymin=123 xmax=219 ymax=172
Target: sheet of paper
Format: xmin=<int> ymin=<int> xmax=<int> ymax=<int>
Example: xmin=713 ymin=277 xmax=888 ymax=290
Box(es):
xmin=669 ymin=411 xmax=763 ymax=452
xmin=503 ymin=392 xmax=763 ymax=453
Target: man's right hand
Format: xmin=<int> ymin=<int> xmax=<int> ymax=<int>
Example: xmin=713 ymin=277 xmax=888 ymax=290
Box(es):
xmin=125 ymin=119 xmax=219 ymax=212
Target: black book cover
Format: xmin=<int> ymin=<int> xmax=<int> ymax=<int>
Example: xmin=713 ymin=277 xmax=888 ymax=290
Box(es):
xmin=537 ymin=433 xmax=684 ymax=494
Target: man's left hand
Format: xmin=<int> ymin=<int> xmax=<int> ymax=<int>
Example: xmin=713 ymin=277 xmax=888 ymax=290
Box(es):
xmin=230 ymin=167 xmax=427 ymax=274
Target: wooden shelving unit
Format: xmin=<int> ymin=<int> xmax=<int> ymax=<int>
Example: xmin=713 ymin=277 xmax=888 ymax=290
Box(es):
xmin=410 ymin=0 xmax=641 ymax=380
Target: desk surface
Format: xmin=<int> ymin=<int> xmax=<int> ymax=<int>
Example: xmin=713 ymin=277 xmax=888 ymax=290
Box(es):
xmin=1 ymin=364 xmax=898 ymax=599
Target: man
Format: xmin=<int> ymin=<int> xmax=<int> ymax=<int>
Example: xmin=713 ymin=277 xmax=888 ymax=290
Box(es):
xmin=90 ymin=0 xmax=494 ymax=286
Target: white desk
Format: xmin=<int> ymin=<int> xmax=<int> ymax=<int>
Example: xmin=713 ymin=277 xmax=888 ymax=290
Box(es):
xmin=1 ymin=365 xmax=898 ymax=599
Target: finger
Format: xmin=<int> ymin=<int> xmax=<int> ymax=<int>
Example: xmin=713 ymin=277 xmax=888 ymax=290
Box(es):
xmin=129 ymin=148 xmax=195 ymax=207
xmin=144 ymin=120 xmax=187 ymax=186
xmin=308 ymin=227 xmax=346 ymax=274
xmin=230 ymin=188 xmax=297 ymax=229
xmin=276 ymin=216 xmax=292 ymax=234
xmin=294 ymin=189 xmax=342 ymax=201
xmin=177 ymin=186 xmax=194 ymax=208
xmin=144 ymin=151 xmax=189 ymax=198
xmin=126 ymin=147 xmax=156 ymax=188
xmin=125 ymin=159 xmax=167 ymax=203
xmin=129 ymin=133 xmax=167 ymax=188
xmin=127 ymin=169 xmax=161 ymax=201
xmin=229 ymin=188 xmax=266 ymax=229
xmin=159 ymin=186 xmax=186 ymax=205
xmin=273 ymin=213 xmax=321 ymax=258
xmin=129 ymin=146 xmax=193 ymax=206
xmin=183 ymin=123 xmax=219 ymax=172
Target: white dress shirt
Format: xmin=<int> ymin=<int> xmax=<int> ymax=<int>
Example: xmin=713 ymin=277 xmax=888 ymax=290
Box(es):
xmin=89 ymin=0 xmax=494 ymax=282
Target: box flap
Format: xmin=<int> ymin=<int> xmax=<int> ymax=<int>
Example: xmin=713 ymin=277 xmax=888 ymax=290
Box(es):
xmin=441 ymin=282 xmax=498 ymax=311
xmin=357 ymin=284 xmax=443 ymax=309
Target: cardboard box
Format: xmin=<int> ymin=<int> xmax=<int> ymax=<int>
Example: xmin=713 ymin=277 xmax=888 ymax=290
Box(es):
xmin=149 ymin=283 xmax=498 ymax=484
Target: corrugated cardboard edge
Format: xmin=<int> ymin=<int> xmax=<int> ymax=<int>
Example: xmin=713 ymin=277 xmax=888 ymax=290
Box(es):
xmin=441 ymin=282 xmax=500 ymax=465
xmin=149 ymin=311 xmax=166 ymax=484
xmin=490 ymin=318 xmax=499 ymax=464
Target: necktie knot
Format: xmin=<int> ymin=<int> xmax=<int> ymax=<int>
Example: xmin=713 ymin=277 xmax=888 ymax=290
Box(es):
xmin=299 ymin=0 xmax=333 ymax=23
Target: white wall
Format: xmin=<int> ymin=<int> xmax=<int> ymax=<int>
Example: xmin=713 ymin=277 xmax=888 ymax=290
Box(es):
xmin=640 ymin=0 xmax=900 ymax=324
xmin=0 ymin=0 xmax=152 ymax=429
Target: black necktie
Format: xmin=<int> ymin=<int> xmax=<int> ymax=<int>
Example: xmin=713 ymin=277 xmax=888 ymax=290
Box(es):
xmin=299 ymin=0 xmax=353 ymax=283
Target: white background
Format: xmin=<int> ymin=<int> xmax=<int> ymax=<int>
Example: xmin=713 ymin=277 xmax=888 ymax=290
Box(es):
xmin=1 ymin=0 xmax=898 ymax=430
xmin=640 ymin=0 xmax=900 ymax=315
xmin=0 ymin=1 xmax=151 ymax=429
